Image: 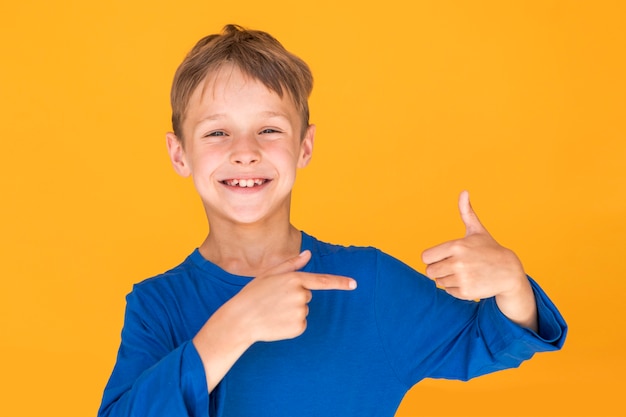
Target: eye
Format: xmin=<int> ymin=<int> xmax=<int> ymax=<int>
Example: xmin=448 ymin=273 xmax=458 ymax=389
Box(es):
xmin=205 ymin=130 xmax=227 ymax=137
xmin=259 ymin=128 xmax=281 ymax=135
xmin=201 ymin=130 xmax=230 ymax=142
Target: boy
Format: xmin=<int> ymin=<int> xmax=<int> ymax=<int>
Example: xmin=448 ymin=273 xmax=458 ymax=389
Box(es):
xmin=99 ymin=25 xmax=566 ymax=417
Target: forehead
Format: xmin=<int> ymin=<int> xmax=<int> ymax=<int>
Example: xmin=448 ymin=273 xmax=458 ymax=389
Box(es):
xmin=183 ymin=65 xmax=301 ymax=127
xmin=194 ymin=65 xmax=291 ymax=107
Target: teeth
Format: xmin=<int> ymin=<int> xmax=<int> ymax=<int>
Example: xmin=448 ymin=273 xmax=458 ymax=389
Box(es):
xmin=225 ymin=179 xmax=266 ymax=187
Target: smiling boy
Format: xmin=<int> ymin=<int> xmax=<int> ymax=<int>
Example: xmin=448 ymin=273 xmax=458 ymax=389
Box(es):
xmin=98 ymin=25 xmax=566 ymax=417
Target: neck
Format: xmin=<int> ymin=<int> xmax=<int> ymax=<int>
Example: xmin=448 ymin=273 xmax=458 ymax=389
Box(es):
xmin=199 ymin=220 xmax=303 ymax=277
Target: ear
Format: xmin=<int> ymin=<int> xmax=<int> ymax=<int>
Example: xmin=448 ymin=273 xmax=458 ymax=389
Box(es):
xmin=297 ymin=124 xmax=315 ymax=168
xmin=166 ymin=132 xmax=191 ymax=177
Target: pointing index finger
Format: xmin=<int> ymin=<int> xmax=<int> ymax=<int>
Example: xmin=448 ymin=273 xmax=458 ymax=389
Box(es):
xmin=299 ymin=273 xmax=357 ymax=291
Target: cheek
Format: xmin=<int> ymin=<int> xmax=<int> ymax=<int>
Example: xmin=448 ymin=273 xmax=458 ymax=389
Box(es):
xmin=189 ymin=149 xmax=220 ymax=171
xmin=275 ymin=148 xmax=301 ymax=172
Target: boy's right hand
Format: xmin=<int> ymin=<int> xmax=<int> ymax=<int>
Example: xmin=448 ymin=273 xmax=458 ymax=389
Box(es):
xmin=233 ymin=250 xmax=357 ymax=343
xmin=193 ymin=250 xmax=356 ymax=392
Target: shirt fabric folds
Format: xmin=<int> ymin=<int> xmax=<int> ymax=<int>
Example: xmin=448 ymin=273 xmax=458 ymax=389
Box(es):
xmin=99 ymin=232 xmax=567 ymax=417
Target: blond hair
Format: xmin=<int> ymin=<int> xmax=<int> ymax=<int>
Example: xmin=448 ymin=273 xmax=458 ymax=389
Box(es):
xmin=170 ymin=24 xmax=313 ymax=141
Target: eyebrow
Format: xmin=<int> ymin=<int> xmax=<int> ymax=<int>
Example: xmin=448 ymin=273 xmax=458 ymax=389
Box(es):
xmin=259 ymin=111 xmax=289 ymax=119
xmin=196 ymin=113 xmax=226 ymax=123
xmin=196 ymin=111 xmax=289 ymax=124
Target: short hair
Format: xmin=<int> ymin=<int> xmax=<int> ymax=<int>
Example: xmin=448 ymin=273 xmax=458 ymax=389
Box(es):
xmin=170 ymin=24 xmax=313 ymax=141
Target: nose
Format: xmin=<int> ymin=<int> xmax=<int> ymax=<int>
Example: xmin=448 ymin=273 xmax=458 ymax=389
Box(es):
xmin=230 ymin=134 xmax=261 ymax=165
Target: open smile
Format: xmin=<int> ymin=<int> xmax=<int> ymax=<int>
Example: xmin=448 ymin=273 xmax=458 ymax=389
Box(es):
xmin=220 ymin=178 xmax=270 ymax=188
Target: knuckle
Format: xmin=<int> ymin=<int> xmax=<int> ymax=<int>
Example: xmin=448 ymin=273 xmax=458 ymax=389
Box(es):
xmin=453 ymin=259 xmax=468 ymax=272
xmin=292 ymin=304 xmax=308 ymax=322
xmin=457 ymin=285 xmax=474 ymax=300
xmin=430 ymin=264 xmax=442 ymax=277
xmin=451 ymin=240 xmax=469 ymax=255
xmin=317 ymin=275 xmax=330 ymax=287
xmin=296 ymin=319 xmax=307 ymax=335
xmin=286 ymin=274 xmax=302 ymax=287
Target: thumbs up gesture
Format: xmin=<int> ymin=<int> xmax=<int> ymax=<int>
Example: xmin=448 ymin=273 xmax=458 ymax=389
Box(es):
xmin=421 ymin=191 xmax=528 ymax=302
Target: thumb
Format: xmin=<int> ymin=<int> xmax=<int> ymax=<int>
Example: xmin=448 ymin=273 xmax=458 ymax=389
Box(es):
xmin=459 ymin=190 xmax=487 ymax=236
xmin=261 ymin=250 xmax=312 ymax=277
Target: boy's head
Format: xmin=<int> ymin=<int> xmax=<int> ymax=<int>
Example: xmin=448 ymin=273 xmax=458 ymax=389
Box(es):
xmin=170 ymin=24 xmax=313 ymax=143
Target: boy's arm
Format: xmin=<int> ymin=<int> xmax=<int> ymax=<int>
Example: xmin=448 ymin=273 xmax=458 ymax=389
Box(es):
xmin=99 ymin=251 xmax=355 ymax=417
xmin=98 ymin=298 xmax=209 ymax=417
xmin=193 ymin=250 xmax=356 ymax=392
xmin=421 ymin=191 xmax=538 ymax=331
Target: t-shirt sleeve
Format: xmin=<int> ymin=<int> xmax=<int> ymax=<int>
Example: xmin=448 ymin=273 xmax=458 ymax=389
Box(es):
xmin=373 ymin=250 xmax=567 ymax=387
xmin=98 ymin=287 xmax=210 ymax=417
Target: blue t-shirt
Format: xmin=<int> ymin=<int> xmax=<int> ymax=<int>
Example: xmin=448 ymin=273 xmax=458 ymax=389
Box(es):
xmin=99 ymin=232 xmax=567 ymax=417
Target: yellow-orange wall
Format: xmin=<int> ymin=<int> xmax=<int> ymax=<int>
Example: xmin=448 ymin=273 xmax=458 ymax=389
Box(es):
xmin=1 ymin=1 xmax=624 ymax=416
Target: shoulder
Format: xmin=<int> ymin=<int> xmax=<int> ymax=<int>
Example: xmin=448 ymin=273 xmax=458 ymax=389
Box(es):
xmin=127 ymin=252 xmax=199 ymax=304
xmin=304 ymin=232 xmax=379 ymax=261
xmin=302 ymin=232 xmax=416 ymax=277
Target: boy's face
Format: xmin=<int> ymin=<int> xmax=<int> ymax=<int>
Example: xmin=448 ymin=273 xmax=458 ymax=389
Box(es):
xmin=166 ymin=65 xmax=314 ymax=226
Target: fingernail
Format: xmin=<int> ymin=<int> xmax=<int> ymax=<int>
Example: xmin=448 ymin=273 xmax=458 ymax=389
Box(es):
xmin=349 ymin=279 xmax=357 ymax=290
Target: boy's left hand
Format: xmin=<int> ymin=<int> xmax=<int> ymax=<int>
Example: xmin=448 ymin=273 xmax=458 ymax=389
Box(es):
xmin=421 ymin=191 xmax=528 ymax=301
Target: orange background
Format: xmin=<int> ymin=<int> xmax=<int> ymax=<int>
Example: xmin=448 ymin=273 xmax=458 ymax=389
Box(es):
xmin=1 ymin=1 xmax=624 ymax=416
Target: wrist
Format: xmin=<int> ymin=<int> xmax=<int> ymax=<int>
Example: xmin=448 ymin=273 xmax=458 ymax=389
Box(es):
xmin=495 ymin=276 xmax=539 ymax=332
xmin=193 ymin=299 xmax=254 ymax=392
